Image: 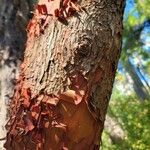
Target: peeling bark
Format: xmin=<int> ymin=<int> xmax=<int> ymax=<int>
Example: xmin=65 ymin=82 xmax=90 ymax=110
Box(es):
xmin=0 ymin=0 xmax=34 ymax=148
xmin=5 ymin=0 xmax=125 ymax=149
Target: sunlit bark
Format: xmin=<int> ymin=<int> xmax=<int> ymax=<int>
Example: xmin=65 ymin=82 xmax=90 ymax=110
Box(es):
xmin=4 ymin=0 xmax=124 ymax=149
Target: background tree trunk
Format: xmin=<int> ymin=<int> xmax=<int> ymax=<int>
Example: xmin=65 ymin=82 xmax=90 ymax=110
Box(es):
xmin=4 ymin=0 xmax=125 ymax=149
xmin=0 ymin=0 xmax=34 ymax=148
xmin=125 ymin=58 xmax=149 ymax=100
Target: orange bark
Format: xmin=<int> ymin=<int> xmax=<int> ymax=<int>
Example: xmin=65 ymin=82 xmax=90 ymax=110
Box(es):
xmin=4 ymin=0 xmax=125 ymax=149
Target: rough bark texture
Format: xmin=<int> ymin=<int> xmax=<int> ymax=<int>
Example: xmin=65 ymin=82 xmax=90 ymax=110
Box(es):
xmin=5 ymin=0 xmax=125 ymax=149
xmin=0 ymin=0 xmax=34 ymax=148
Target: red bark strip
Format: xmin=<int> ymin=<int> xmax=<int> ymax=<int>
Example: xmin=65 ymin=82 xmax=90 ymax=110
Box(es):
xmin=37 ymin=4 xmax=48 ymax=15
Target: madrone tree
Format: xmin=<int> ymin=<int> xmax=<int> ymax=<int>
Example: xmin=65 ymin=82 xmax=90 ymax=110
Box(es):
xmin=4 ymin=0 xmax=125 ymax=149
xmin=0 ymin=0 xmax=33 ymax=148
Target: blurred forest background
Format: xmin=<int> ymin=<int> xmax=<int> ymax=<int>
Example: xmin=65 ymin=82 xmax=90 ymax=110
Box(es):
xmin=102 ymin=0 xmax=150 ymax=149
xmin=0 ymin=0 xmax=149 ymax=150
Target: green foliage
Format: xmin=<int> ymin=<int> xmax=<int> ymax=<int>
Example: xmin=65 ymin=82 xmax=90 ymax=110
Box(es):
xmin=102 ymin=0 xmax=150 ymax=148
xmin=121 ymin=0 xmax=150 ymax=74
xmin=102 ymin=89 xmax=150 ymax=150
xmin=101 ymin=131 xmax=119 ymax=150
xmin=135 ymin=0 xmax=150 ymax=18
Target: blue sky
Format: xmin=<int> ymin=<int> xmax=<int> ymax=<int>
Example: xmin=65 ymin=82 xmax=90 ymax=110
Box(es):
xmin=118 ymin=0 xmax=150 ymax=86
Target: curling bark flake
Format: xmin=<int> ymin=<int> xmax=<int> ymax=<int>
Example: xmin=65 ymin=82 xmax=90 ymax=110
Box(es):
xmin=5 ymin=0 xmax=125 ymax=149
xmin=0 ymin=0 xmax=33 ymax=148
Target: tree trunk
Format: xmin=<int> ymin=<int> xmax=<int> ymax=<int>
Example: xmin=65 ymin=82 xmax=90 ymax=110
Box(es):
xmin=125 ymin=58 xmax=149 ymax=100
xmin=4 ymin=0 xmax=125 ymax=149
xmin=0 ymin=0 xmax=34 ymax=148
